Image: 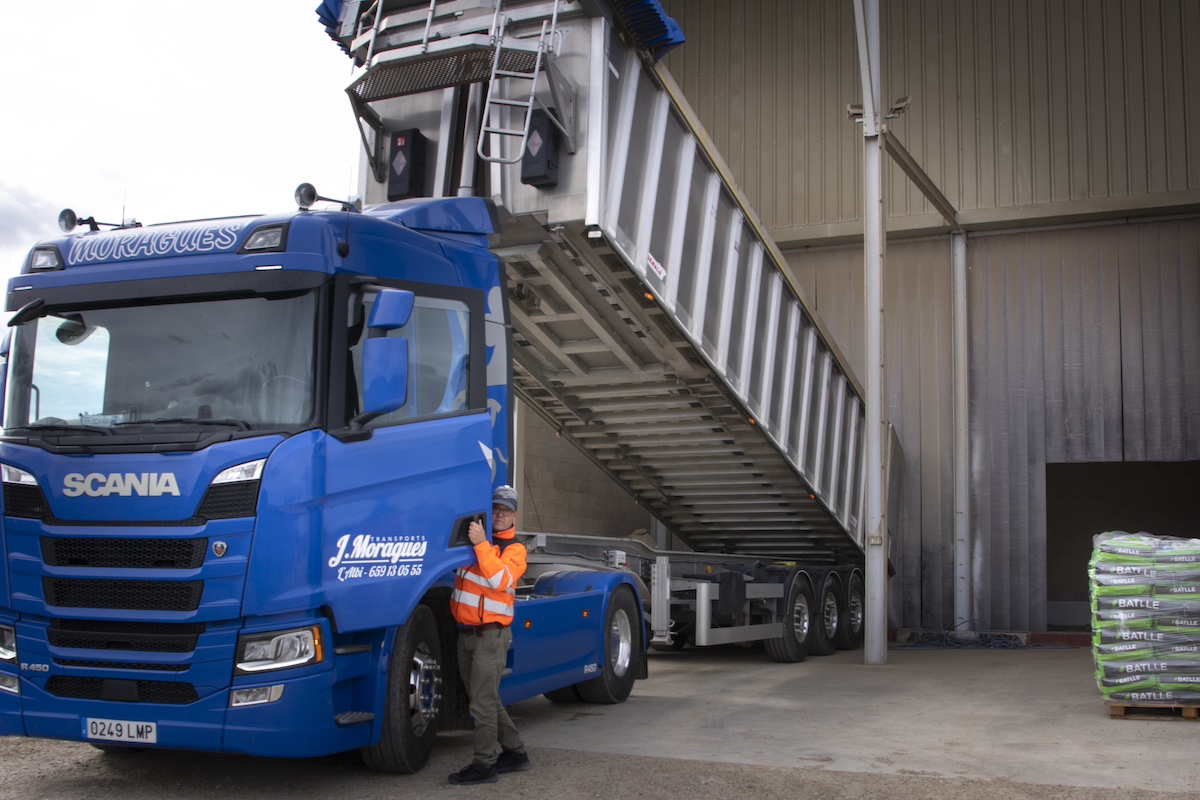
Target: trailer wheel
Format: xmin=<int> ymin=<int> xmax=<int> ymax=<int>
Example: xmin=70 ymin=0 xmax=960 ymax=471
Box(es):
xmin=808 ymin=575 xmax=840 ymax=656
xmin=764 ymin=573 xmax=813 ymax=663
xmin=361 ymin=604 xmax=442 ymax=774
xmin=577 ymin=586 xmax=640 ymax=704
xmin=834 ymin=573 xmax=866 ymax=650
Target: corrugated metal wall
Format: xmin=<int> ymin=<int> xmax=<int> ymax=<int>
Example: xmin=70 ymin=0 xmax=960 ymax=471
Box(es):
xmin=786 ymin=238 xmax=957 ymax=629
xmin=662 ymin=0 xmax=1200 ymax=244
xmin=786 ymin=218 xmax=1200 ymax=631
xmin=969 ymin=219 xmax=1200 ymax=630
xmin=651 ymin=0 xmax=1200 ymax=631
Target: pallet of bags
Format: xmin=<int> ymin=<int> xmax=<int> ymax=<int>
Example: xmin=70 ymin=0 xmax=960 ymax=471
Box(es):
xmin=1090 ymin=531 xmax=1200 ymax=714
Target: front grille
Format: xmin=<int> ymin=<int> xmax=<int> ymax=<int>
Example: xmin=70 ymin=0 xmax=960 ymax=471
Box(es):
xmin=197 ymin=482 xmax=260 ymax=519
xmin=45 ymin=516 xmax=204 ymax=527
xmin=48 ymin=620 xmax=204 ymax=652
xmin=43 ymin=578 xmax=203 ymax=611
xmin=42 ymin=537 xmax=207 ymax=569
xmin=46 ymin=676 xmax=198 ymax=704
xmin=3 ymin=483 xmax=51 ymax=519
xmin=55 ymin=659 xmax=188 ymax=672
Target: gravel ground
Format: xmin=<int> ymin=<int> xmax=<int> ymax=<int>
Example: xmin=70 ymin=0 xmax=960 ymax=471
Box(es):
xmin=0 ymin=732 xmax=1194 ymax=800
xmin=3 ymin=646 xmax=1197 ymax=799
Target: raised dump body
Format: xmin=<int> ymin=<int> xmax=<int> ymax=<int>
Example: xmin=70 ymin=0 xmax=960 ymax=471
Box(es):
xmin=325 ymin=0 xmax=872 ymax=566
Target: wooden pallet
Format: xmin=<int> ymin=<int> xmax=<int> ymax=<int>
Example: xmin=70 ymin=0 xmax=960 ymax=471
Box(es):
xmin=1106 ymin=701 xmax=1200 ymax=720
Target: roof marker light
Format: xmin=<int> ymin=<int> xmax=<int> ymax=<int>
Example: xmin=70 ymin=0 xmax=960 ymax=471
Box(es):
xmin=28 ymin=248 xmax=63 ymax=271
xmin=244 ymin=227 xmax=284 ymax=251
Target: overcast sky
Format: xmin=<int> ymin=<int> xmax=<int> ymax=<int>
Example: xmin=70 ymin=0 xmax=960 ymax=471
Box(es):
xmin=0 ymin=1 xmax=361 ymax=285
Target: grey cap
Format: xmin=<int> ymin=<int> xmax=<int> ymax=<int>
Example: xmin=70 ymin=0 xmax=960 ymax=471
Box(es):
xmin=493 ymin=484 xmax=519 ymax=512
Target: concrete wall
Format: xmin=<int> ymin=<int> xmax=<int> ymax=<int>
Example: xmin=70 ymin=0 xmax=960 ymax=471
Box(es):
xmin=513 ymin=401 xmax=656 ymax=538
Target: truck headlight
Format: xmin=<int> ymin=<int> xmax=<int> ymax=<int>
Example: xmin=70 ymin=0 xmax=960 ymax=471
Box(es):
xmin=235 ymin=626 xmax=322 ymax=674
xmin=1 ymin=466 xmax=38 ymax=486
xmin=212 ymin=459 xmax=264 ymax=485
xmin=0 ymin=625 xmax=15 ymax=663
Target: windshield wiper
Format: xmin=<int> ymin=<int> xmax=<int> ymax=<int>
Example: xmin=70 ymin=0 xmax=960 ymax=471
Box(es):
xmin=113 ymin=417 xmax=252 ymax=431
xmin=20 ymin=422 xmax=113 ymax=435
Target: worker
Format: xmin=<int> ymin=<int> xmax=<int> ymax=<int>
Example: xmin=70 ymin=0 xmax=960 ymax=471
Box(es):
xmin=447 ymin=484 xmax=532 ymax=785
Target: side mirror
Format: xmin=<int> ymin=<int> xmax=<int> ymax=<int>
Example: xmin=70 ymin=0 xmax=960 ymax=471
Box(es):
xmin=367 ymin=288 xmax=414 ymax=329
xmin=362 ymin=337 xmax=409 ymax=418
xmin=0 ymin=330 xmax=9 ymax=423
xmin=356 ymin=289 xmax=415 ymax=425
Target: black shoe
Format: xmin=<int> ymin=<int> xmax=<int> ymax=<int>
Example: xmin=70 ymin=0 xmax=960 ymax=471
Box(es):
xmin=448 ymin=762 xmax=499 ymax=785
xmin=495 ymin=748 xmax=531 ymax=773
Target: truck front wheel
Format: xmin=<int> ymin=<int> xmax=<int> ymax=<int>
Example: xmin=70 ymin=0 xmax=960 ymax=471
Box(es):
xmin=361 ymin=604 xmax=443 ymax=773
xmin=577 ymin=586 xmax=640 ymax=704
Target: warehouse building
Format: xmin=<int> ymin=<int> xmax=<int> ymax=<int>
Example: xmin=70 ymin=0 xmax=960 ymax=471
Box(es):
xmin=516 ymin=0 xmax=1200 ymax=635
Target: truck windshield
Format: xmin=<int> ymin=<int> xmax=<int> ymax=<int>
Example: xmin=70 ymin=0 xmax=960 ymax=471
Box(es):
xmin=3 ymin=291 xmax=318 ymax=434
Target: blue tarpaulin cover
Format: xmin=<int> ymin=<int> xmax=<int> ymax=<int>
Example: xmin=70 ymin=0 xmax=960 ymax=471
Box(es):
xmin=314 ymin=0 xmax=683 ymax=62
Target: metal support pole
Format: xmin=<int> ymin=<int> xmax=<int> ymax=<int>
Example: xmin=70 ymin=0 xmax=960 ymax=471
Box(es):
xmin=952 ymin=232 xmax=971 ymax=629
xmin=854 ymin=0 xmax=887 ymax=665
xmin=458 ymin=83 xmax=484 ymax=197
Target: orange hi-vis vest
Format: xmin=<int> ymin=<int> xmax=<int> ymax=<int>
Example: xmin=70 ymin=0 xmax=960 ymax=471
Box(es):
xmin=450 ymin=527 xmax=527 ymax=627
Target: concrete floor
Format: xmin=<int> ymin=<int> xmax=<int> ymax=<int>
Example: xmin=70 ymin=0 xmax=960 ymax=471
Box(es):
xmin=504 ymin=642 xmax=1200 ymax=795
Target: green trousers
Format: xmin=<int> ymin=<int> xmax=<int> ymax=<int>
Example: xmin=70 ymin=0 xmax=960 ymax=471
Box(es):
xmin=457 ymin=625 xmax=524 ymax=766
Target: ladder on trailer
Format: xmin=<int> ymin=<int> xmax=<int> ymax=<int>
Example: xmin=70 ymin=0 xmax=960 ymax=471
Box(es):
xmin=477 ymin=0 xmax=563 ymax=163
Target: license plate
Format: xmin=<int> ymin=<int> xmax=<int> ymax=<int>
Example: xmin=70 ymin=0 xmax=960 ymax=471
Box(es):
xmin=84 ymin=717 xmax=157 ymax=744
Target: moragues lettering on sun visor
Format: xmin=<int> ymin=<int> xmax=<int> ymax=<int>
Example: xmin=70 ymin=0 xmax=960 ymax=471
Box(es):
xmin=67 ymin=221 xmax=246 ymax=265
xmin=63 ymin=473 xmax=180 ymax=497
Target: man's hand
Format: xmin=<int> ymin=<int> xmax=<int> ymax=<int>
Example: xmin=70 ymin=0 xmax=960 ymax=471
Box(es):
xmin=467 ymin=519 xmax=487 ymax=546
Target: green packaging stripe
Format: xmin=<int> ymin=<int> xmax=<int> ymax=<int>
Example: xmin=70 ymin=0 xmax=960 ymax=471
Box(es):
xmin=1092 ymin=563 xmax=1200 ymax=580
xmin=1093 ymin=642 xmax=1155 ymax=660
xmin=1156 ymin=675 xmax=1200 ymax=690
xmin=1155 ymin=553 xmax=1200 ymax=565
xmin=1152 ymin=645 xmax=1200 ymax=658
xmin=1094 ymin=596 xmax=1156 ymax=611
xmin=1094 ymin=608 xmax=1156 ymax=623
xmin=1092 ymin=616 xmax=1155 ymax=631
xmin=1154 ymin=584 xmax=1200 ymax=598
xmin=1095 ymin=597 xmax=1200 ymax=614
xmin=1105 ymin=689 xmax=1200 ymax=704
xmin=1094 ymin=629 xmax=1200 ymax=647
xmin=1098 ymin=659 xmax=1200 ymax=678
xmin=1098 ymin=675 xmax=1156 ymax=691
xmin=1096 ymin=532 xmax=1175 ymax=551
xmin=1092 ymin=578 xmax=1151 ymax=594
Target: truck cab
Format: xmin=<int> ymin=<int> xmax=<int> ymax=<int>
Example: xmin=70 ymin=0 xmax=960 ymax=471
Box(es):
xmin=0 ymin=196 xmax=644 ymax=772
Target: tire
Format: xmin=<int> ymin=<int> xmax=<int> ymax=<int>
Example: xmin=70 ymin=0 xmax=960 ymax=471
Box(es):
xmin=834 ymin=573 xmax=866 ymax=650
xmin=808 ymin=574 xmax=840 ymax=656
xmin=543 ymin=684 xmax=584 ymax=703
xmin=577 ymin=586 xmax=640 ymax=704
xmin=764 ymin=573 xmax=813 ymax=663
xmin=361 ymin=604 xmax=443 ymax=773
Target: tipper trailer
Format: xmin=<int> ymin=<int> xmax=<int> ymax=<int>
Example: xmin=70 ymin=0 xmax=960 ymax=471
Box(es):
xmin=0 ymin=0 xmax=896 ymax=774
xmin=325 ymin=0 xmax=899 ymax=654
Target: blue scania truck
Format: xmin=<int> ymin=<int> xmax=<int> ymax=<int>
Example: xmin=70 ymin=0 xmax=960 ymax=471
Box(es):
xmin=0 ymin=194 xmax=645 ymax=772
xmin=0 ymin=0 xmax=885 ymax=775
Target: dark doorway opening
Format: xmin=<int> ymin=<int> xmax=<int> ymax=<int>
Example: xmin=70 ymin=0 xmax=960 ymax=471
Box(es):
xmin=1045 ymin=461 xmax=1200 ymax=631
